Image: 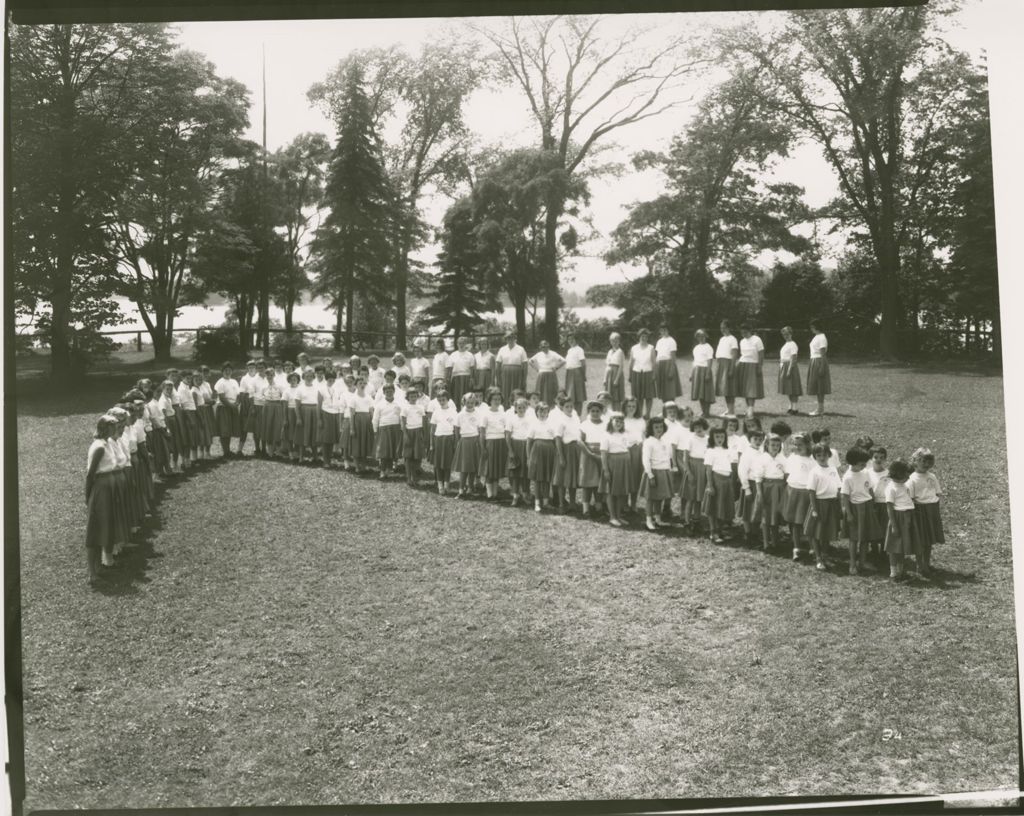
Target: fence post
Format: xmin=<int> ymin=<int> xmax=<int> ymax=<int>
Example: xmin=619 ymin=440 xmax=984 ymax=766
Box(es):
xmin=136 ymin=331 xmax=143 ymax=352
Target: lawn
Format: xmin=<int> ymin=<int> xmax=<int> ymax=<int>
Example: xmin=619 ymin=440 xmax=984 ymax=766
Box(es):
xmin=13 ymin=357 xmax=1019 ymax=810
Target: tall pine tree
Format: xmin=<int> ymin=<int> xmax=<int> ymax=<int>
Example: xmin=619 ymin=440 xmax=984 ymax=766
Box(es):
xmin=421 ymin=197 xmax=501 ymax=340
xmin=311 ymin=62 xmax=395 ymax=351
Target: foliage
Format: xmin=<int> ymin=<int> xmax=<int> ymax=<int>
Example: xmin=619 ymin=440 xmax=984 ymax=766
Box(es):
xmin=192 ymin=323 xmax=243 ymax=365
xmin=759 ymin=258 xmax=833 ymax=334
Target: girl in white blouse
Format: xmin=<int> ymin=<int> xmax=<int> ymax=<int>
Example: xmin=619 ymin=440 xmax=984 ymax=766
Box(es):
xmin=400 ymin=385 xmax=428 ymax=486
xmin=348 ymin=376 xmax=375 ymax=474
xmin=189 ymin=371 xmax=213 ymax=460
xmin=736 ymin=325 xmax=765 ymax=419
xmin=529 ymin=340 xmax=566 ymax=409
xmin=373 ymin=383 xmax=403 ymax=480
xmin=578 ymin=401 xmax=608 ymax=517
xmin=908 ymin=447 xmax=944 ymax=578
xmin=496 ymin=333 xmax=528 ymax=406
xmin=552 ymin=392 xmax=581 ymax=511
xmin=805 ymin=442 xmax=842 ymax=571
xmin=806 ymin=320 xmax=831 ymax=416
xmin=85 ymin=415 xmax=128 ymax=581
xmin=690 ymin=329 xmax=715 ymax=419
xmin=737 ymin=427 xmax=765 ymax=544
xmin=622 ymin=397 xmax=647 ymax=516
xmin=563 ymin=333 xmax=587 ymax=417
xmin=627 ymin=329 xmax=656 ymax=419
xmin=448 ymin=337 xmax=477 ymax=408
xmin=295 ymin=368 xmax=322 ymax=465
xmin=778 ymin=326 xmax=802 ymax=415
xmin=527 ymin=402 xmax=562 ymax=513
xmin=282 ymin=372 xmax=303 ymax=462
xmin=429 ymin=390 xmax=458 ymax=495
xmin=681 ymin=417 xmax=709 ymax=533
xmin=505 ymin=397 xmax=533 ymax=506
xmin=841 ymin=446 xmax=880 ymax=574
xmin=261 ymin=368 xmax=286 ymax=460
xmin=784 ymin=433 xmax=815 ymax=561
xmin=600 ymin=413 xmax=632 ymax=527
xmin=213 ymin=363 xmax=242 ymax=458
xmin=641 ymin=416 xmax=674 ymax=531
xmin=753 ymin=434 xmax=788 ymax=552
xmin=654 ymin=325 xmax=682 ymax=408
xmin=453 ymin=393 xmax=483 ymax=498
xmin=480 ymin=391 xmax=509 ymax=499
xmin=884 ymin=459 xmax=915 ymax=582
xmin=604 ymin=333 xmax=627 ymax=412
xmin=703 ymin=425 xmax=735 ymax=544
xmin=714 ymin=320 xmax=740 ymax=419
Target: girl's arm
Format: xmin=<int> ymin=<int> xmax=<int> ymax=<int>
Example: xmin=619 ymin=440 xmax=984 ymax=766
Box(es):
xmin=642 ymin=441 xmax=654 ymax=479
xmin=555 ymin=436 xmax=565 ymax=469
xmin=526 ymin=437 xmax=535 ymax=465
xmin=704 ymin=462 xmax=714 ymax=494
xmin=601 ymin=449 xmax=611 ymax=480
xmin=519 ymin=361 xmax=528 ymax=381
xmin=841 ymin=492 xmax=852 ymax=519
xmin=478 ymin=425 xmax=487 ymax=455
xmin=528 ymin=356 xmax=538 ymax=372
xmin=85 ymin=446 xmax=103 ymax=503
xmin=505 ymin=429 xmax=515 ymax=458
xmin=808 ymin=490 xmax=819 ymax=518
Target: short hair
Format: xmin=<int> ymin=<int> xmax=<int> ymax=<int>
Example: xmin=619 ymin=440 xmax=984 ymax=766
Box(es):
xmin=845 ymin=447 xmax=870 ymax=466
xmin=528 ymin=391 xmax=541 ymax=401
xmin=747 ymin=428 xmax=766 ymax=442
xmin=287 ymin=372 xmax=301 ymax=384
xmin=690 ymin=417 xmax=709 ymax=432
xmin=911 ymin=447 xmax=935 ymax=468
xmin=95 ymin=416 xmax=118 ymax=439
xmin=888 ymin=459 xmax=912 ymax=481
xmin=608 ymin=332 xmax=621 ymax=342
xmin=872 ymin=446 xmax=888 ymax=458
xmin=770 ymin=420 xmax=792 ymax=438
xmin=694 ymin=329 xmax=707 ymax=342
xmin=791 ymin=433 xmax=811 ymax=454
xmin=622 ymin=397 xmax=640 ymax=418
xmin=297 ymin=352 xmax=309 ymax=358
xmin=742 ymin=417 xmax=762 ymax=434
xmin=221 ymin=361 xmax=233 ymax=370
xmin=383 ymin=369 xmax=397 ymax=379
xmin=397 ymin=374 xmax=410 ymax=383
xmin=720 ymin=319 xmax=731 ymax=330
xmin=511 ymin=389 xmax=526 ymax=400
xmin=646 ymin=416 xmax=666 ymax=436
xmin=810 ymin=319 xmax=822 ymax=332
xmin=811 ymin=442 xmax=831 ymax=459
xmin=637 ymin=327 xmax=650 ymax=337
xmin=781 ymin=325 xmax=793 ymax=336
xmin=313 ymin=364 xmax=325 ymax=374
xmin=854 ymin=435 xmax=875 ymax=452
xmin=605 ymin=413 xmax=624 ymax=432
xmin=436 ymin=389 xmax=450 ymax=400
xmin=724 ymin=416 xmax=740 ymax=431
xmin=679 ymin=405 xmax=694 ymax=419
xmin=766 ymin=433 xmax=783 ymax=450
xmin=536 ymin=401 xmax=551 ymax=415
xmin=367 ymin=355 xmax=380 ymax=364
xmin=707 ymin=425 xmax=728 ymax=447
xmin=663 ymin=401 xmax=679 ymax=415
xmin=811 ymin=427 xmax=832 ymax=443
xmin=488 ymin=391 xmax=503 ymax=405
xmin=382 ymin=383 xmax=395 ymax=392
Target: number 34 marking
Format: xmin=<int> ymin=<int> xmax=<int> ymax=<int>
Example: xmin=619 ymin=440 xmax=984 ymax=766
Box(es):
xmin=882 ymin=728 xmax=903 ymax=741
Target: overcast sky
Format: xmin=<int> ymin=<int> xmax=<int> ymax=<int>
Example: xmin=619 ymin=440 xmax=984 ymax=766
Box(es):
xmin=173 ymin=1 xmax=997 ymax=295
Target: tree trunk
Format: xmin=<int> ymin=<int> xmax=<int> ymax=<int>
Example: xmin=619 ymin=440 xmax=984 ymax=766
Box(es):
xmin=284 ymin=286 xmax=295 ymax=333
xmin=395 ymin=249 xmax=409 ymax=351
xmin=345 ymin=288 xmax=354 ymax=354
xmin=259 ymin=289 xmax=271 ymax=356
xmin=333 ymin=295 xmax=343 ymax=352
xmin=152 ymin=333 xmax=172 ymax=362
xmin=51 ymin=87 xmax=76 ymax=379
xmin=514 ymin=295 xmax=527 ymax=345
xmin=542 ymin=201 xmax=563 ymax=346
xmin=875 ymin=228 xmax=901 ymax=360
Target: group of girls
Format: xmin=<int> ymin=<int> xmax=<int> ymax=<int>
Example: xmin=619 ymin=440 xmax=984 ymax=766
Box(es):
xmin=600 ymin=320 xmax=832 ymax=420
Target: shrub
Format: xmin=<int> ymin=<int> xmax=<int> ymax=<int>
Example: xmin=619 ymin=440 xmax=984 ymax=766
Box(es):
xmin=193 ymin=324 xmax=242 ymax=365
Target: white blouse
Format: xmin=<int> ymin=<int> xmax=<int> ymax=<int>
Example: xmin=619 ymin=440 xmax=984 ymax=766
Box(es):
xmin=605 ymin=348 xmax=625 ymax=371
xmin=88 ymin=439 xmax=118 ymax=474
xmin=692 ymin=343 xmax=714 ymax=367
xmin=687 ymin=434 xmax=708 ymax=459
xmin=629 ymin=344 xmax=654 ymax=372
xmin=642 ymin=436 xmax=673 ymax=472
xmin=496 ymin=344 xmax=528 ymax=366
xmin=726 ymin=434 xmax=749 ymax=464
xmin=506 ymin=413 xmax=534 ymax=441
xmin=297 ymin=382 xmax=320 ymax=406
xmin=402 ymin=402 xmax=426 ymax=430
xmin=885 ymin=480 xmax=914 ymax=511
xmin=431 ymin=352 xmax=450 ymax=379
xmin=284 ymin=385 xmax=302 ymax=408
xmin=754 ymin=451 xmax=788 ymax=481
xmin=624 ymin=417 xmax=646 ymax=446
xmin=868 ymin=468 xmax=891 ymax=504
xmin=808 ymin=465 xmax=841 ymax=499
xmin=784 ymin=454 xmax=814 ymax=489
xmin=779 ymin=341 xmax=798 ymax=364
xmin=449 ymin=350 xmax=476 ymax=377
xmin=810 ymin=333 xmax=828 ymax=358
xmin=841 ymin=468 xmax=874 ymax=504
xmin=349 ymin=393 xmax=373 ymax=414
xmin=565 ymin=345 xmax=586 ymax=369
xmin=455 ymin=408 xmax=481 ymax=437
xmin=431 ymin=404 xmax=458 ymax=436
xmin=715 ymin=335 xmax=739 ymax=359
xmin=531 ymin=350 xmax=565 ymax=372
xmin=907 ymin=471 xmax=942 ymax=504
xmin=529 ymin=416 xmax=561 ymax=441
xmin=600 ymin=432 xmax=630 ymax=454
xmin=214 ymin=377 xmax=240 ymax=404
xmin=704 ymin=446 xmax=733 ymax=476
xmin=739 ymin=336 xmax=764 ymax=364
xmin=655 ymin=336 xmax=677 ymax=361
xmin=176 ymin=381 xmax=196 ymax=410
xmin=410 ymin=357 xmax=431 ymax=382
xmin=481 ymin=409 xmax=509 ymax=440
xmin=558 ymin=410 xmax=581 ymax=444
xmin=579 ymin=420 xmax=607 ymax=448
xmin=373 ymin=400 xmax=403 ymax=430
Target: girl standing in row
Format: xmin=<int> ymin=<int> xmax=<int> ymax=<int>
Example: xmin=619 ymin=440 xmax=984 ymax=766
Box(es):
xmin=530 ymin=340 xmax=565 ymax=408
xmin=654 ymin=326 xmax=682 ymax=409
xmin=563 ymin=333 xmax=587 ymax=418
xmin=641 ymin=416 xmax=673 ymax=531
xmin=601 ymin=413 xmax=632 ymax=527
xmin=430 ymin=390 xmax=458 ymax=495
xmin=690 ymin=330 xmax=715 ymax=418
xmin=480 ymin=391 xmax=509 ymax=499
xmin=604 ymin=333 xmax=626 ymax=412
xmin=778 ymin=326 xmax=802 ymax=415
xmin=527 ymin=402 xmax=561 ymax=513
xmin=627 ymin=329 xmax=656 ymax=419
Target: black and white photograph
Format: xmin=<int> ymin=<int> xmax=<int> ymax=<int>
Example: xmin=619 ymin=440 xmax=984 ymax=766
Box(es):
xmin=5 ymin=0 xmax=1022 ymax=811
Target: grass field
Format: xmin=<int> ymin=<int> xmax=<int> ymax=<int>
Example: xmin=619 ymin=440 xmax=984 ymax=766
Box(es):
xmin=13 ymin=357 xmax=1019 ymax=810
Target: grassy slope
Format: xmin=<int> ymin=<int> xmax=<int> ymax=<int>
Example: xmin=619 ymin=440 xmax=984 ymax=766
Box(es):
xmin=15 ymin=359 xmax=1017 ymax=809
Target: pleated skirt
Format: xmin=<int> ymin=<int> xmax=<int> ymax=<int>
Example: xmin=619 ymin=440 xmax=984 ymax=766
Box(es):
xmin=128 ymin=454 xmax=149 ymax=519
xmin=528 ymin=438 xmax=557 ymax=483
xmin=848 ymin=500 xmax=883 ymax=544
xmin=216 ymin=402 xmax=242 ymax=438
xmin=475 ymin=368 xmax=492 ymax=392
xmin=578 ymin=443 xmax=604 ymax=490
xmin=806 ymin=357 xmax=832 ymax=396
xmin=283 ymin=408 xmax=300 ymax=453
xmin=110 ymin=470 xmax=132 ymax=541
xmin=248 ymin=404 xmax=264 ymax=436
xmin=403 ymin=427 xmax=427 ymax=460
xmin=759 ymin=478 xmax=787 ymax=525
xmin=655 ymin=359 xmax=682 ymax=402
xmin=484 ymin=437 xmax=508 ymax=480
xmin=376 ymin=424 xmax=403 ymax=459
xmin=261 ymin=401 xmax=286 ymax=446
xmin=450 ymin=374 xmax=473 ymax=407
xmin=187 ymin=408 xmax=210 ymax=448
xmin=872 ymin=503 xmax=889 ymax=539
xmin=803 ymin=496 xmax=840 ymax=540
xmin=85 ymin=472 xmax=128 ymax=553
xmin=135 ymin=445 xmax=154 ymax=503
xmin=605 ymin=451 xmax=633 ymax=497
xmin=238 ymin=393 xmax=252 ymax=431
xmin=337 ymin=415 xmax=351 ymax=456
xmin=739 ymin=487 xmax=760 ymax=524
xmin=298 ymin=403 xmax=320 ymax=448
xmin=147 ymin=429 xmax=170 ymax=474
xmin=913 ymin=502 xmax=944 ymax=546
xmin=783 ymin=486 xmax=813 ymax=525
xmin=349 ymin=412 xmax=374 ymax=458
xmin=553 ymin=440 xmax=580 ymax=488
xmin=499 ymin=367 xmax=526 ymax=403
xmin=536 ymin=371 xmax=559 ymax=407
xmin=630 ymin=370 xmax=656 ymax=401
xmin=166 ymin=412 xmax=184 ymax=453
xmin=178 ymin=409 xmax=197 ymax=449
xmin=735 ymin=362 xmax=765 ymax=400
xmin=628 ymin=444 xmax=644 ymax=492
xmin=318 ymin=409 xmax=340 ymax=444
xmin=681 ymin=456 xmax=706 ymax=502
xmin=507 ymin=438 xmax=529 ymax=478
xmin=778 ymin=362 xmax=803 ymax=396
xmin=690 ymin=365 xmax=714 ymax=402
xmin=432 ymin=434 xmax=456 ymax=472
xmin=199 ymin=404 xmax=216 ymax=445
xmin=701 ymin=471 xmax=735 ymax=520
xmin=564 ymin=368 xmax=586 ymax=404
xmin=453 ymin=434 xmax=481 ymax=474
xmin=714 ymin=358 xmax=737 ymax=397
xmin=604 ymin=370 xmax=625 ymax=405
xmin=641 ymin=469 xmax=673 ymax=502
xmin=884 ymin=508 xmax=915 ymax=555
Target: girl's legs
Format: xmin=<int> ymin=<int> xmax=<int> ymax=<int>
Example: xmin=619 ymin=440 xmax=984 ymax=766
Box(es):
xmin=220 ymin=435 xmax=231 ymax=462
xmin=406 ymin=458 xmax=419 ymax=486
xmin=746 ymin=398 xmax=756 ymax=419
xmin=725 ymin=397 xmax=736 ymax=416
xmin=379 ymin=457 xmax=391 ymax=479
xmin=813 ymin=532 xmax=827 ymax=569
xmin=700 ymin=400 xmax=711 ymax=418
xmin=789 ymin=396 xmax=798 ymax=413
xmin=628 ymin=491 xmax=638 ymax=514
xmin=322 ymin=443 xmax=334 ymax=467
xmin=888 ymin=552 xmax=904 ymax=580
xmin=791 ymin=522 xmax=803 ymax=560
xmin=608 ymin=495 xmax=621 ymax=525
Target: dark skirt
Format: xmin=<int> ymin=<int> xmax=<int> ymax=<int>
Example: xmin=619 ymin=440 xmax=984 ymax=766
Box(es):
xmin=186 ymin=409 xmax=209 ymax=448
xmin=199 ymin=404 xmax=216 ymax=445
xmin=261 ymin=401 xmax=286 ymax=446
xmin=913 ymin=502 xmax=944 ymax=547
xmin=848 ymin=500 xmax=883 ymax=544
xmin=564 ymin=368 xmax=586 ymax=404
xmin=403 ymin=427 xmax=427 ymax=460
xmin=432 ymin=434 xmax=456 ymax=473
xmin=148 ymin=429 xmax=170 ymax=474
xmin=86 ymin=472 xmax=128 ymax=554
xmin=375 ymin=424 xmax=403 ymax=460
xmin=484 ymin=437 xmax=508 ymax=480
xmin=735 ymin=362 xmax=765 ymax=400
xmin=238 ymin=392 xmax=252 ymax=431
xmin=872 ymin=503 xmax=889 ymax=541
xmin=216 ymin=402 xmax=242 ymax=438
xmin=690 ymin=366 xmax=714 ymax=402
xmin=681 ymin=456 xmax=706 ymax=502
xmin=283 ymin=407 xmax=300 ymax=453
xmin=475 ymin=367 xmax=493 ymax=392
xmin=739 ymin=486 xmax=760 ymax=525
xmin=885 ymin=508 xmax=915 ymax=555
xmin=759 ymin=478 xmax=787 ymax=526
xmin=605 ymin=451 xmax=633 ymax=497
xmin=642 ymin=469 xmax=673 ymax=502
xmin=453 ymin=434 xmax=481 ymax=475
xmin=337 ymin=415 xmax=351 ymax=456
xmin=630 ymin=370 xmax=656 ymax=401
xmin=179 ymin=409 xmax=197 ymax=450
xmin=499 ymin=366 xmax=526 ymax=404
xmin=701 ymin=470 xmax=734 ymax=520
xmin=628 ymin=444 xmax=644 ymax=493
xmin=578 ymin=442 xmax=604 ymax=490
xmin=604 ymin=369 xmax=625 ymax=405
xmin=165 ymin=412 xmax=184 ymax=454
xmin=247 ymin=403 xmax=264 ymax=435
xmin=655 ymin=359 xmax=682 ymax=402
xmin=319 ymin=409 xmax=340 ymax=445
xmin=135 ymin=444 xmax=154 ymax=503
xmin=507 ymin=438 xmax=529 ymax=478
xmin=129 ymin=452 xmax=150 ymax=518
xmin=806 ymin=357 xmax=832 ymax=397
xmin=553 ymin=440 xmax=580 ymax=489
xmin=778 ymin=362 xmax=803 ymax=397
xmin=783 ymin=486 xmax=813 ymax=525
xmin=536 ymin=371 xmax=559 ymax=407
xmin=714 ymin=358 xmax=737 ymax=398
xmin=298 ymin=403 xmax=320 ymax=448
xmin=110 ymin=470 xmax=132 ymax=540
xmin=450 ymin=374 xmax=473 ymax=408
xmin=803 ymin=495 xmax=840 ymax=540
xmin=349 ymin=412 xmax=374 ymax=458
xmin=528 ymin=438 xmax=557 ymax=483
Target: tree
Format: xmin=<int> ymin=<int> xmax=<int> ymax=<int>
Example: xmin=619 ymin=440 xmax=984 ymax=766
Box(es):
xmin=478 ymin=15 xmax=706 ymax=345
xmin=760 ymin=257 xmax=833 ymax=333
xmin=311 ymin=61 xmax=396 ymax=352
xmin=726 ymin=5 xmax=961 ymax=358
xmin=419 ymin=198 xmax=502 ymax=340
xmin=605 ymin=68 xmax=808 ymax=334
xmin=105 ymin=49 xmax=250 ymax=360
xmin=309 ymin=38 xmax=484 ymax=349
xmin=9 ymin=22 xmax=174 ymax=375
xmin=271 ymin=132 xmax=332 ymax=333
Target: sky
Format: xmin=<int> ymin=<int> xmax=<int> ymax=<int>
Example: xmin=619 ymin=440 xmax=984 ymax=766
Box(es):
xmin=170 ymin=2 xmax=997 ymax=296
